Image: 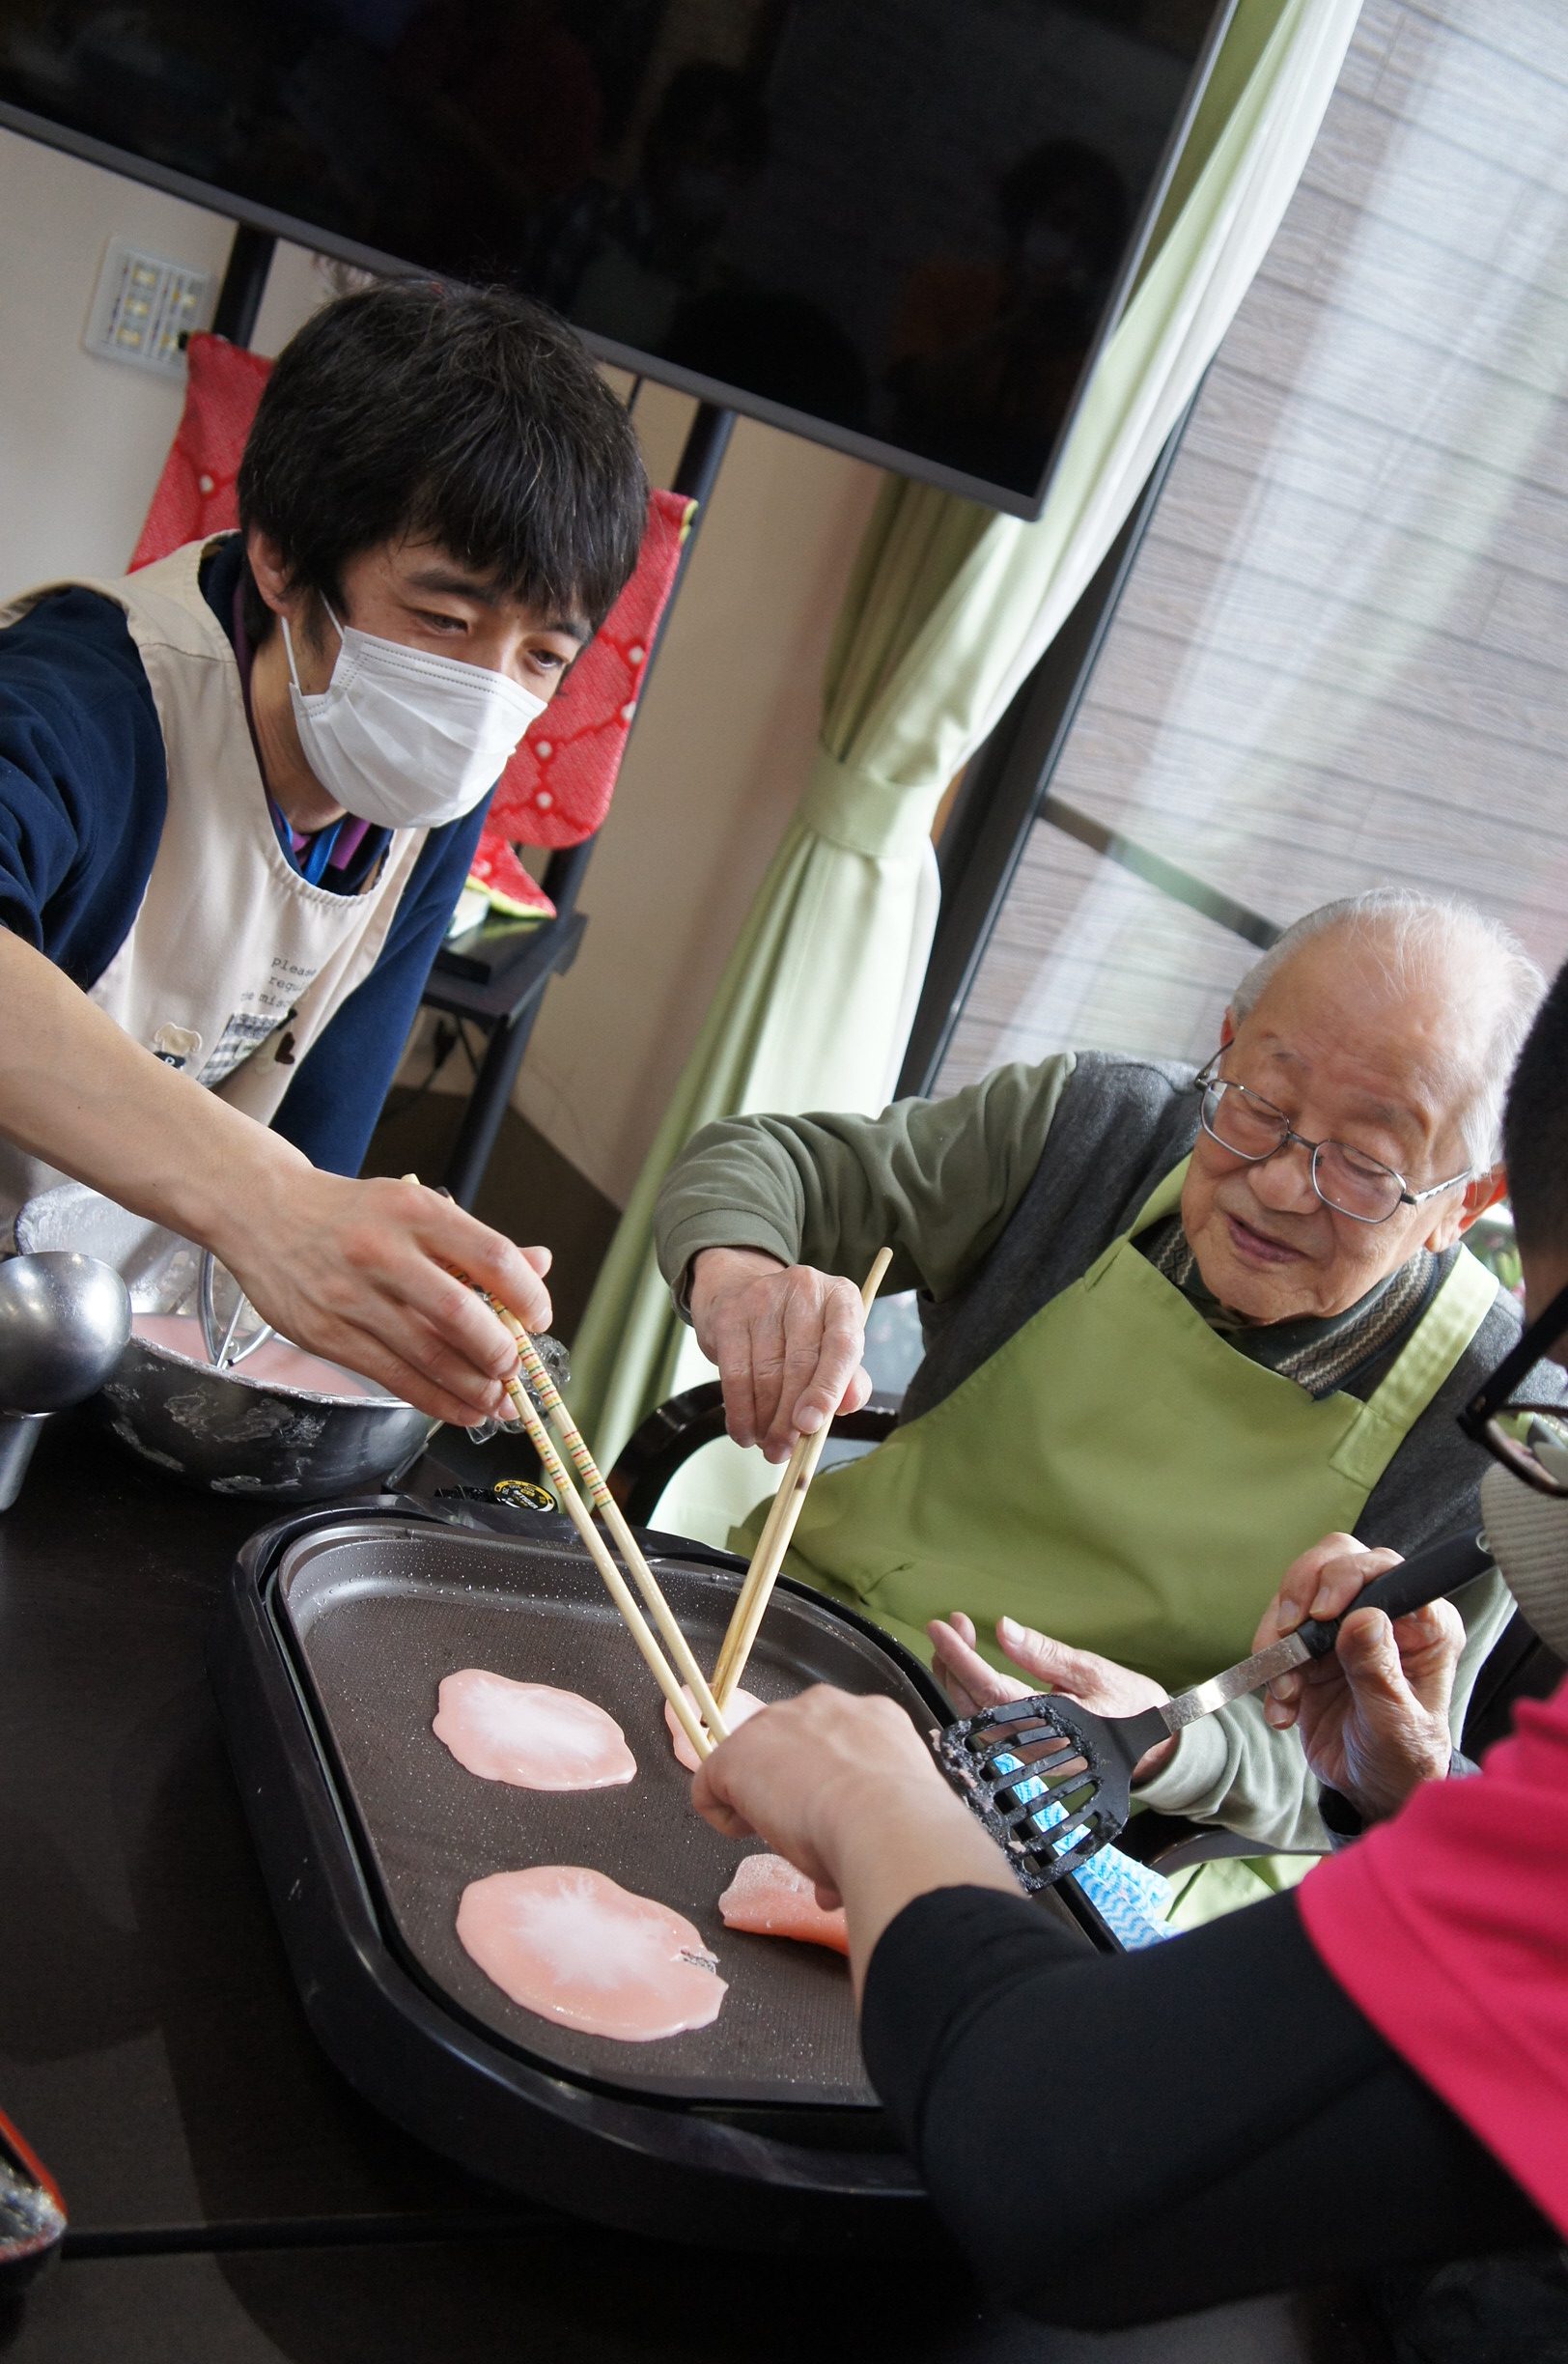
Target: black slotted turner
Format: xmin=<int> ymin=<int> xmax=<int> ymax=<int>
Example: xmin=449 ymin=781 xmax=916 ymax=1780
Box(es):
xmin=933 ymin=1526 xmax=1490 ymax=1891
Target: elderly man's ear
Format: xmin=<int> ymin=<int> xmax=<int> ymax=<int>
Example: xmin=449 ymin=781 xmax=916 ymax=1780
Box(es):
xmin=1454 ymin=1168 xmax=1508 ymax=1234
xmin=1427 ymin=1166 xmax=1507 ymax=1252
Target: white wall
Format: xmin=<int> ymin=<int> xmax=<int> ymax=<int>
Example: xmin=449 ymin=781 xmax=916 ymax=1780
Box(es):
xmin=0 ymin=128 xmax=325 ymax=578
xmin=0 ymin=122 xmax=883 ymax=1211
xmin=511 ymin=384 xmax=882 ymax=1202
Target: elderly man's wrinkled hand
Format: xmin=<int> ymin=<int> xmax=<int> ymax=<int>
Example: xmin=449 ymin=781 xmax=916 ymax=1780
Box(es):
xmin=928 ymin=1610 xmax=1177 ymax=1782
xmin=688 ymin=1246 xmax=873 ymax=1461
xmin=1256 ymin=1534 xmax=1463 ymax=1820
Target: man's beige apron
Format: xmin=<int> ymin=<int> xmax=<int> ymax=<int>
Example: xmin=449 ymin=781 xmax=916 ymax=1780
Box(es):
xmin=0 ymin=539 xmax=427 ymax=1224
xmin=744 ymin=1158 xmax=1498 ymax=1923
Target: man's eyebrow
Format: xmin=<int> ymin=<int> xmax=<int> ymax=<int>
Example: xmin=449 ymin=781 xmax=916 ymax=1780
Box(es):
xmin=1251 ymin=1040 xmax=1425 ymax=1142
xmin=404 ymin=565 xmax=590 ymax=641
xmin=405 ymin=563 xmax=503 ymax=605
xmin=1351 ymin=1095 xmax=1413 ymax=1129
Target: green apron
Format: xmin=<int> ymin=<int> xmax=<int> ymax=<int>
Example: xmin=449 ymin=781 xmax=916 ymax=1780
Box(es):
xmin=739 ymin=1159 xmax=1497 ymax=1923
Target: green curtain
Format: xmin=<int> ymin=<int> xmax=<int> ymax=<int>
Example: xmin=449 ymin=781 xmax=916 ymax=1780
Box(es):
xmin=572 ymin=0 xmax=1364 ymax=1499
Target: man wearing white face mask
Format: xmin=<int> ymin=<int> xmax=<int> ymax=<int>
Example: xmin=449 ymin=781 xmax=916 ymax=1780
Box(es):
xmin=686 ymin=956 xmax=1568 ymax=2325
xmin=0 ymin=282 xmax=647 ymax=1420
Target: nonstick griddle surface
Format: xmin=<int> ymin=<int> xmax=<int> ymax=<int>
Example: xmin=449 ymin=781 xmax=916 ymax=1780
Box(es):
xmin=274 ymin=1520 xmax=936 ymax=2107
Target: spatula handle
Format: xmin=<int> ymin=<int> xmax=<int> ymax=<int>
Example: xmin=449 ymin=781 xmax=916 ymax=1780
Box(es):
xmin=1292 ymin=1527 xmax=1490 ymax=1660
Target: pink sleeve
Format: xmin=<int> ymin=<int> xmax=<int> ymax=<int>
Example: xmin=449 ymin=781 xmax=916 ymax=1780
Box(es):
xmin=1298 ymin=1677 xmax=1568 ymax=2236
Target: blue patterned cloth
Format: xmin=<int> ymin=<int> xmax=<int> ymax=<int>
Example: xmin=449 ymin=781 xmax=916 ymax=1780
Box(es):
xmin=992 ymin=1749 xmax=1173 ymax=1950
xmin=1068 ymin=1837 xmax=1174 ymax=1950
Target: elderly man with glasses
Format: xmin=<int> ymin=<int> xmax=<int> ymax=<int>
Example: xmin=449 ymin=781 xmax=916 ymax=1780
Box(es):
xmin=657 ymin=887 xmax=1555 ymax=1920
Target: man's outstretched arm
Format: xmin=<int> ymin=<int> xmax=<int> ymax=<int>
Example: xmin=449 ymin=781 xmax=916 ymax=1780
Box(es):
xmin=0 ymin=924 xmax=549 ymax=1424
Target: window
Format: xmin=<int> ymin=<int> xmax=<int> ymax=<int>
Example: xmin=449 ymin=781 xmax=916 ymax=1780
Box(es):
xmin=939 ymin=0 xmax=1568 ymax=1151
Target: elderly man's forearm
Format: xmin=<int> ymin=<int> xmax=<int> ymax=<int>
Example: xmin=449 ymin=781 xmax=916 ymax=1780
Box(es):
xmin=1134 ymin=1696 xmax=1334 ymax=1853
xmin=655 ymin=1058 xmax=1077 ymax=1313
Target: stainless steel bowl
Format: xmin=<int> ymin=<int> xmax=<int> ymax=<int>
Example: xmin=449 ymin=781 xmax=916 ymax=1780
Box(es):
xmin=16 ymin=1183 xmax=435 ymax=1501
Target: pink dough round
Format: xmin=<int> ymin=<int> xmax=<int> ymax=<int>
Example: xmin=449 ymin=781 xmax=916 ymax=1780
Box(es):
xmin=434 ymin=1670 xmax=636 ymax=1790
xmin=718 ymin=1851 xmax=849 ymax=1956
xmin=457 ymin=1866 xmax=726 ymax=2040
xmin=664 ymin=1683 xmax=765 ymax=1772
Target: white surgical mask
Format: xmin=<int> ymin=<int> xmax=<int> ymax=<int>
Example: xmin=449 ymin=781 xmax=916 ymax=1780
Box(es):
xmin=281 ymin=603 xmax=546 ymax=830
xmin=1480 ymin=1460 xmax=1568 ymax=1662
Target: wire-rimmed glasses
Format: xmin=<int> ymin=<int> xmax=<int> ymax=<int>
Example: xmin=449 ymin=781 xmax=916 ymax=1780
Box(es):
xmin=1459 ymin=1276 xmax=1568 ymax=1496
xmin=1194 ymin=1057 xmax=1471 ymax=1226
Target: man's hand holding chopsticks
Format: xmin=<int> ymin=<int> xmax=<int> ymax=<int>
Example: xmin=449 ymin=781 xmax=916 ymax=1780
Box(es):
xmin=688 ymin=1246 xmax=873 ymax=1462
xmin=205 ymin=1158 xmax=553 ymax=1424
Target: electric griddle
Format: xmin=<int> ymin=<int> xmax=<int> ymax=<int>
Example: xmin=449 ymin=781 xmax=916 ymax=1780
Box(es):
xmin=209 ymin=1495 xmax=1112 ymax=2251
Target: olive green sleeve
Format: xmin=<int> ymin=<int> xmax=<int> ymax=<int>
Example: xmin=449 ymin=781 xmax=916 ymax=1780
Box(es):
xmin=655 ymin=1054 xmax=1078 ymax=1313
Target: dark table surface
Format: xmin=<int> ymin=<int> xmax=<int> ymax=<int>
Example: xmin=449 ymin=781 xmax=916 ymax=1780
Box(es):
xmin=0 ymin=1417 xmax=1392 ymax=2362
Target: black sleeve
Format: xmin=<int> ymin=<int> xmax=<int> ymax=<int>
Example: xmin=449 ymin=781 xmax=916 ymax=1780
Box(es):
xmin=860 ymin=1885 xmax=1551 ymax=2329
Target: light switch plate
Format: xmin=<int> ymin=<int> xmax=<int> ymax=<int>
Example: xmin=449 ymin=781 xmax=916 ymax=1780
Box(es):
xmin=83 ymin=239 xmax=214 ymax=380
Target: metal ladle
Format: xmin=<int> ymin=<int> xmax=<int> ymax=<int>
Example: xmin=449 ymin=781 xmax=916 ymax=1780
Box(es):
xmin=0 ymin=1252 xmax=133 ymax=1510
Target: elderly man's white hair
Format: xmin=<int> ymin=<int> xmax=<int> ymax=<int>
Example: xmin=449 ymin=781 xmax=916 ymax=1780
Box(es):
xmin=1230 ymin=888 xmax=1545 ymax=1171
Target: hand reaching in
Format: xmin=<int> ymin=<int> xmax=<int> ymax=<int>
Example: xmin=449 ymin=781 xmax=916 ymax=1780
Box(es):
xmin=928 ymin=1610 xmax=1176 ymax=1782
xmin=211 ymin=1164 xmax=554 ymax=1426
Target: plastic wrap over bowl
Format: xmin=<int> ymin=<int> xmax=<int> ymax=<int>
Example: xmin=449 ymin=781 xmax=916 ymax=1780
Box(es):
xmin=16 ymin=1182 xmax=435 ymax=1500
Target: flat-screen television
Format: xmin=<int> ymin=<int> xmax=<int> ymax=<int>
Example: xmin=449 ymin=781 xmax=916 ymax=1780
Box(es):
xmin=0 ymin=2 xmax=1233 ymax=519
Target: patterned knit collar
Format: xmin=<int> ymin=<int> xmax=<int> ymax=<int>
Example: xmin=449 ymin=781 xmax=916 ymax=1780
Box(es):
xmin=1140 ymin=1214 xmax=1443 ymax=1401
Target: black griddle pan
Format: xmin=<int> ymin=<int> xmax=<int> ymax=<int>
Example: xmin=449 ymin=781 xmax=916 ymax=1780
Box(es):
xmin=209 ymin=1496 xmax=1112 ymax=2249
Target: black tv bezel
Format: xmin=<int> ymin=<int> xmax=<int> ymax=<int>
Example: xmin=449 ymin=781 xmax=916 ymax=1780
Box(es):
xmin=0 ymin=1 xmax=1237 ymax=521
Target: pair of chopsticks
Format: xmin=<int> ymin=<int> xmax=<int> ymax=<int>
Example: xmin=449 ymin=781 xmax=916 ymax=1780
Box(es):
xmin=490 ymin=1297 xmax=730 ymax=1762
xmin=710 ymin=1248 xmax=892 ymax=1711
xmin=405 ymin=1177 xmax=726 ymax=1761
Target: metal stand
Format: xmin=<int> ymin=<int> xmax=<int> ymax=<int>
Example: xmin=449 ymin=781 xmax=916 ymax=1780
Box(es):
xmin=894 ymin=418 xmax=1188 ymax=1098
xmin=211 ymin=225 xmax=276 ymax=345
xmin=426 ymin=399 xmax=736 ymax=1206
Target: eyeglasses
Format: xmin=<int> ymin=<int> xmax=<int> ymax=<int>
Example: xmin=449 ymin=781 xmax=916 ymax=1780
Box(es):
xmin=1194 ymin=1058 xmax=1472 ymax=1226
xmin=1459 ymin=1275 xmax=1568 ymax=1495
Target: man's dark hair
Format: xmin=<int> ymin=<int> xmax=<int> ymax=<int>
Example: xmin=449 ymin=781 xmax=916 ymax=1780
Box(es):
xmin=238 ymin=280 xmax=646 ymax=641
xmin=1503 ymin=955 xmax=1568 ymax=1252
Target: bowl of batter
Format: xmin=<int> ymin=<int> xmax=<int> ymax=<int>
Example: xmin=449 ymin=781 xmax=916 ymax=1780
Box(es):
xmin=15 ymin=1183 xmax=435 ymax=1499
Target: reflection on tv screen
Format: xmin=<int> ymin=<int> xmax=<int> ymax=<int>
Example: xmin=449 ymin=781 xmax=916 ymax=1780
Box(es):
xmin=0 ymin=0 xmax=1223 ymax=513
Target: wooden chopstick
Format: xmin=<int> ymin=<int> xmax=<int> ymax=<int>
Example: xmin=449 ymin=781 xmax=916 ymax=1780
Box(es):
xmin=496 ymin=1364 xmax=715 ymax=1762
xmin=399 ymin=1174 xmax=714 ymax=1759
xmin=488 ymin=1298 xmax=731 ymax=1747
xmin=711 ymin=1248 xmax=893 ymax=1711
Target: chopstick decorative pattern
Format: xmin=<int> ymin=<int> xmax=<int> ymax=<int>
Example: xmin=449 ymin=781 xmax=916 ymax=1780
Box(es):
xmin=492 ymin=1355 xmax=715 ymax=1762
xmin=401 ymin=1172 xmax=721 ymax=1759
xmin=487 ymin=1295 xmax=731 ymax=1747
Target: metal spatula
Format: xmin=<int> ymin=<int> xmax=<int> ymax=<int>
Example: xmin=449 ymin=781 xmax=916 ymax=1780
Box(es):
xmin=934 ymin=1525 xmax=1491 ymax=1891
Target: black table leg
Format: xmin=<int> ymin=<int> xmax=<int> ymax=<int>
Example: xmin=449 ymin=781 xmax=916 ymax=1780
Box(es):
xmin=440 ymin=999 xmax=546 ymax=1209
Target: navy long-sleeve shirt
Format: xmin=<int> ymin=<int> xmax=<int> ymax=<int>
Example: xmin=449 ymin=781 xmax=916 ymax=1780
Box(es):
xmin=0 ymin=539 xmax=484 ymax=1174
